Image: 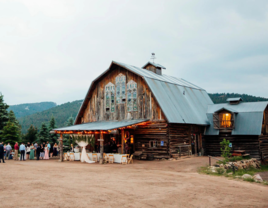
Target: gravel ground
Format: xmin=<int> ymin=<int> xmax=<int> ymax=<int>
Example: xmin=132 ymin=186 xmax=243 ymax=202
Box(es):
xmin=0 ymin=157 xmax=268 ymax=208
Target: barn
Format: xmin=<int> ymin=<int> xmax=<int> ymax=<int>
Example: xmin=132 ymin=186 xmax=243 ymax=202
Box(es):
xmin=53 ymin=61 xmax=212 ymax=160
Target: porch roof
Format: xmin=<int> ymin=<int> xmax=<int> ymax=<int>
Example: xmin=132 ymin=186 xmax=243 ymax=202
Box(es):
xmin=53 ymin=119 xmax=149 ymax=132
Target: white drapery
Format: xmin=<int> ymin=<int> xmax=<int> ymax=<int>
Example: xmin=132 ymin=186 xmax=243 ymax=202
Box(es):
xmin=77 ymin=141 xmax=95 ymax=164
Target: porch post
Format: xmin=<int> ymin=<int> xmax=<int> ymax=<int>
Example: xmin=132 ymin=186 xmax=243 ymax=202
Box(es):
xmin=121 ymin=129 xmax=124 ymax=154
xmin=194 ymin=134 xmax=197 ymax=156
xmin=100 ymin=132 xmax=104 ymax=160
xmin=60 ymin=133 xmax=63 ymax=162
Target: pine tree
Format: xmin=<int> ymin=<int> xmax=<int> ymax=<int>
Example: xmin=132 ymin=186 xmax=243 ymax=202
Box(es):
xmin=23 ymin=125 xmax=38 ymax=144
xmin=2 ymin=121 xmax=20 ymax=146
xmin=63 ymin=116 xmax=74 ymax=151
xmin=48 ymin=115 xmax=58 ymax=143
xmin=0 ymin=93 xmax=9 ymax=138
xmin=38 ymin=123 xmax=49 ymax=144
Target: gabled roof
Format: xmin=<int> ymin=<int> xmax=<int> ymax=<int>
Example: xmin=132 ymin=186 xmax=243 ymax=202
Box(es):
xmin=75 ymin=61 xmax=213 ymax=125
xmin=227 ymin=97 xmax=242 ymax=102
xmin=214 ymin=107 xmax=238 ymax=113
xmin=142 ymin=61 xmax=166 ymax=69
xmin=205 ymin=101 xmax=268 ymax=135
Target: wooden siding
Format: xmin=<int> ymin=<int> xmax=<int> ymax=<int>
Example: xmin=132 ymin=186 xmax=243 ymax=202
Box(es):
xmin=134 ymin=121 xmax=169 ymax=159
xmin=79 ymin=66 xmax=166 ymax=124
xmin=205 ymin=134 xmax=261 ymax=159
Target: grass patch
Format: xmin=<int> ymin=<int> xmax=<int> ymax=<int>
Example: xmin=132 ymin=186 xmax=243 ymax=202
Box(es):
xmin=199 ymin=165 xmax=268 ymax=185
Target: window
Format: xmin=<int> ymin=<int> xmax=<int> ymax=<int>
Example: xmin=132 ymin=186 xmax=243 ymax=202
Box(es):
xmin=149 ymin=140 xmax=158 ymax=148
xmin=115 ymin=74 xmax=126 ymax=104
xmin=213 ymin=110 xmax=234 ymax=129
xmin=127 ymin=80 xmax=138 ymax=111
xmin=105 ymin=82 xmax=115 ymax=112
xmin=220 ymin=112 xmax=232 ymax=128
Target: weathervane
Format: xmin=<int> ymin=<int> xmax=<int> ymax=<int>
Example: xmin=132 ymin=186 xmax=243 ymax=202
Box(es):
xmin=151 ymin=53 xmax=156 ymax=63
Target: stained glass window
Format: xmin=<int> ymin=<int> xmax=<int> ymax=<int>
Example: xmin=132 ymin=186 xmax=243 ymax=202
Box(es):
xmin=105 ymin=82 xmax=115 ymax=112
xmin=115 ymin=74 xmax=126 ymax=104
xmin=127 ymin=80 xmax=137 ymax=111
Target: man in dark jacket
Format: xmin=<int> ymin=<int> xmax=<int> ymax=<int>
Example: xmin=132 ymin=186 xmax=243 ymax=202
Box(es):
xmin=0 ymin=142 xmax=5 ymax=163
xmin=36 ymin=143 xmax=41 ymax=160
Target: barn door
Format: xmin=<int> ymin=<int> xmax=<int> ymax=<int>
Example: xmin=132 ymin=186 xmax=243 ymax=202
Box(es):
xmin=213 ymin=113 xmax=220 ymax=129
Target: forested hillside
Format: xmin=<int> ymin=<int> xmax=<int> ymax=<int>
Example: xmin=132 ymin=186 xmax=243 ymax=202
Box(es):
xmin=209 ymin=93 xmax=268 ymax=104
xmin=18 ymin=100 xmax=83 ymax=133
xmin=9 ymin=102 xmax=56 ymax=118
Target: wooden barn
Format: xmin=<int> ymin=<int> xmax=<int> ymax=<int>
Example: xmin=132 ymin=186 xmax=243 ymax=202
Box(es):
xmin=53 ymin=61 xmax=213 ymax=160
xmin=204 ymin=98 xmax=268 ymax=160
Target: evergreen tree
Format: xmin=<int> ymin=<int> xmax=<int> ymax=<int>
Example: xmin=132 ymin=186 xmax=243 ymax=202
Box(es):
xmin=23 ymin=125 xmax=38 ymax=144
xmin=0 ymin=93 xmax=9 ymax=138
xmin=48 ymin=115 xmax=58 ymax=143
xmin=38 ymin=123 xmax=49 ymax=144
xmin=63 ymin=116 xmax=74 ymax=151
xmin=2 ymin=121 xmax=20 ymax=146
xmin=8 ymin=110 xmax=22 ymax=136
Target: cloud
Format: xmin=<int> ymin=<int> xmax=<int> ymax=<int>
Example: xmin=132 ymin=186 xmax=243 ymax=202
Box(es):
xmin=0 ymin=0 xmax=268 ymax=105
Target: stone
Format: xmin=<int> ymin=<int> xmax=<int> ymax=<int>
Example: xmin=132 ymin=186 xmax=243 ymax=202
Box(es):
xmin=242 ymin=174 xmax=253 ymax=179
xmin=253 ymin=174 xmax=263 ymax=183
xmin=227 ymin=172 xmax=233 ymax=175
xmin=214 ymin=164 xmax=220 ymax=167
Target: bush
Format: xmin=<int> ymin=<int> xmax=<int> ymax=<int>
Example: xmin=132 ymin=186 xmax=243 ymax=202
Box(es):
xmin=216 ymin=168 xmax=225 ymax=175
xmin=220 ymin=138 xmax=232 ymax=159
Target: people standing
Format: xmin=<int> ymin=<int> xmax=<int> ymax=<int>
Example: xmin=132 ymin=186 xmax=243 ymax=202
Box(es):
xmin=53 ymin=143 xmax=58 ymax=156
xmin=34 ymin=142 xmax=37 ymax=157
xmin=3 ymin=144 xmax=6 ymax=158
xmin=0 ymin=142 xmax=5 ymax=163
xmin=19 ymin=143 xmax=26 ymax=161
xmin=5 ymin=143 xmax=12 ymax=160
xmin=36 ymin=144 xmax=41 ymax=160
xmin=44 ymin=144 xmax=49 ymax=160
xmin=40 ymin=144 xmax=45 ymax=159
xmin=30 ymin=143 xmax=35 ymax=160
xmin=14 ymin=142 xmax=19 ymax=161
xmin=47 ymin=141 xmax=51 ymax=157
xmin=26 ymin=143 xmax=31 ymax=160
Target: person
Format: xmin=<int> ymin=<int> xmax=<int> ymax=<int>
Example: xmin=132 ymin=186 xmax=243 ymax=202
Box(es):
xmin=3 ymin=144 xmax=6 ymax=158
xmin=14 ymin=142 xmax=19 ymax=161
xmin=50 ymin=143 xmax=53 ymax=157
xmin=36 ymin=144 xmax=41 ymax=160
xmin=70 ymin=144 xmax=74 ymax=152
xmin=125 ymin=142 xmax=129 ymax=154
xmin=44 ymin=144 xmax=49 ymax=160
xmin=112 ymin=142 xmax=118 ymax=153
xmin=40 ymin=144 xmax=45 ymax=159
xmin=26 ymin=143 xmax=31 ymax=159
xmin=30 ymin=143 xmax=35 ymax=160
xmin=5 ymin=143 xmax=12 ymax=160
xmin=34 ymin=142 xmax=37 ymax=157
xmin=0 ymin=142 xmax=5 ymax=163
xmin=19 ymin=143 xmax=26 ymax=161
xmin=47 ymin=141 xmax=51 ymax=157
xmin=53 ymin=143 xmax=58 ymax=156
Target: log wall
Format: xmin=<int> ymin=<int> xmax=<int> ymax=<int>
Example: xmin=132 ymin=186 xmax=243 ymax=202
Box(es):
xmin=204 ymin=134 xmax=261 ymax=159
xmin=134 ymin=121 xmax=169 ymax=159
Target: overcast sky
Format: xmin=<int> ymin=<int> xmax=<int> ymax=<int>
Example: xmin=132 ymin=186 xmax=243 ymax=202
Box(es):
xmin=1 ymin=0 xmax=268 ymax=105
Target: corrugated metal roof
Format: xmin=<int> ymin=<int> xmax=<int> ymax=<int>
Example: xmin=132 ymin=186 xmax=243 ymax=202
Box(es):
xmin=145 ymin=78 xmax=213 ymax=124
xmin=142 ymin=61 xmax=166 ymax=69
xmin=214 ymin=107 xmax=238 ymax=113
xmin=205 ymin=101 xmax=268 ymax=135
xmin=74 ymin=61 xmax=212 ymax=125
xmin=226 ymin=97 xmax=242 ymax=102
xmin=54 ymin=119 xmax=148 ymax=131
xmin=113 ymin=61 xmax=203 ymax=90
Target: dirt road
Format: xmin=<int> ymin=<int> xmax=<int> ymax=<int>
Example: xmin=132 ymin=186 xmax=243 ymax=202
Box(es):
xmin=0 ymin=157 xmax=267 ymax=208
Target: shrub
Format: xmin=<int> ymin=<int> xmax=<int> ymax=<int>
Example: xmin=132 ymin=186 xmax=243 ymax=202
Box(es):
xmin=216 ymin=168 xmax=225 ymax=175
xmin=220 ymin=138 xmax=232 ymax=159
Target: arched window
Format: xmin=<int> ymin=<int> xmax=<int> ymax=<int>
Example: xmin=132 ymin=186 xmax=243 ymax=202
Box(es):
xmin=105 ymin=82 xmax=115 ymax=112
xmin=115 ymin=74 xmax=126 ymax=104
xmin=127 ymin=80 xmax=137 ymax=111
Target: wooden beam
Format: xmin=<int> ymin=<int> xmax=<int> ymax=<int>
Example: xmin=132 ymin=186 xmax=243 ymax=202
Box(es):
xmin=60 ymin=133 xmax=63 ymax=162
xmin=100 ymin=132 xmax=104 ymax=162
xmin=121 ymin=129 xmax=125 ymax=154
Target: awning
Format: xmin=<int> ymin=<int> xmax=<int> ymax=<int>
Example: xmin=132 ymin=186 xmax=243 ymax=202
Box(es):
xmin=53 ymin=119 xmax=149 ymax=132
